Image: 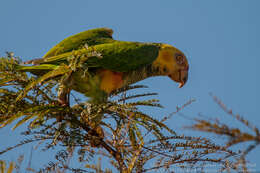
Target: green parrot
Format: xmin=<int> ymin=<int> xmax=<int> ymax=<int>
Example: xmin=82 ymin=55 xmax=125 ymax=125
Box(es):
xmin=17 ymin=28 xmax=189 ymax=104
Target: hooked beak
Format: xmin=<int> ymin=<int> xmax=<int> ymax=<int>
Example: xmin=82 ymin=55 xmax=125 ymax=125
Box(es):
xmin=168 ymin=67 xmax=189 ymax=88
xmin=178 ymin=69 xmax=188 ymax=88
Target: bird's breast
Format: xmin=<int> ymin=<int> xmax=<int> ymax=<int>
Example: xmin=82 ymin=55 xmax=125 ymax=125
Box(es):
xmin=98 ymin=69 xmax=124 ymax=93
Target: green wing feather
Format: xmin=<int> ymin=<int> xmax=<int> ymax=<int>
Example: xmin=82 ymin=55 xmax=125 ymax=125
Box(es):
xmin=41 ymin=41 xmax=160 ymax=72
xmin=19 ymin=39 xmax=160 ymax=75
xmin=43 ymin=28 xmax=115 ymax=58
xmin=16 ymin=64 xmax=58 ymax=75
xmin=85 ymin=41 xmax=160 ymax=72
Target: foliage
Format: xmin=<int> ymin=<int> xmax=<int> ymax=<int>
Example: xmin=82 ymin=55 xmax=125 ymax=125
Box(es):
xmin=189 ymin=94 xmax=260 ymax=173
xmin=0 ymin=160 xmax=15 ymax=173
xmin=0 ymin=53 xmax=258 ymax=172
xmin=0 ymin=155 xmax=25 ymax=173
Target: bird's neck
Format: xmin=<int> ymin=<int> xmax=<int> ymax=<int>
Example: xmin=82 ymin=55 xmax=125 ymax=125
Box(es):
xmin=122 ymin=64 xmax=164 ymax=86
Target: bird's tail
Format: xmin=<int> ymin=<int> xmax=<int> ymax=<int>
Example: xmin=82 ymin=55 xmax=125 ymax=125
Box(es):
xmin=16 ymin=64 xmax=58 ymax=76
xmin=23 ymin=58 xmax=44 ymax=65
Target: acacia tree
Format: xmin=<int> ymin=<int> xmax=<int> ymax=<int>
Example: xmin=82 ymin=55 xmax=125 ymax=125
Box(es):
xmin=0 ymin=53 xmax=259 ymax=173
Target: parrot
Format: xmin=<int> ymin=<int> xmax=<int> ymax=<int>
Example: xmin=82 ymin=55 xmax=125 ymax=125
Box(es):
xmin=17 ymin=28 xmax=189 ymax=105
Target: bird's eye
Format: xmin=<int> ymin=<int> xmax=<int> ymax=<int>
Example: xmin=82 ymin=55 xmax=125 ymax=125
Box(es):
xmin=175 ymin=54 xmax=184 ymax=65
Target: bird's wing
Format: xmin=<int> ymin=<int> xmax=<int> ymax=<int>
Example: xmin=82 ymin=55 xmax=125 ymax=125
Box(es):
xmin=43 ymin=28 xmax=115 ymax=58
xmin=42 ymin=41 xmax=160 ymax=72
xmin=85 ymin=41 xmax=160 ymax=72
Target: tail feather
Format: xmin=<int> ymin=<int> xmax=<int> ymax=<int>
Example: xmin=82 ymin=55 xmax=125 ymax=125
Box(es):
xmin=23 ymin=58 xmax=44 ymax=65
xmin=16 ymin=64 xmax=58 ymax=76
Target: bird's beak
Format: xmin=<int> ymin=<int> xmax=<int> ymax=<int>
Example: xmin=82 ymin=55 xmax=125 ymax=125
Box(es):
xmin=178 ymin=69 xmax=188 ymax=88
xmin=168 ymin=67 xmax=189 ymax=88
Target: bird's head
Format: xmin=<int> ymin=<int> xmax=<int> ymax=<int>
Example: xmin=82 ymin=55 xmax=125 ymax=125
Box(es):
xmin=152 ymin=44 xmax=189 ymax=88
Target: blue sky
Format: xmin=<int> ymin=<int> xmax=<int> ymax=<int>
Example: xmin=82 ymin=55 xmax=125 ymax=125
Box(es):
xmin=0 ymin=0 xmax=259 ymax=171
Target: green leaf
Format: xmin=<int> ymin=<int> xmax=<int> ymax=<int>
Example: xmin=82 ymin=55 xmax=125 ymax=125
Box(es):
xmin=11 ymin=114 xmax=36 ymax=130
xmin=129 ymin=127 xmax=137 ymax=149
xmin=133 ymin=123 xmax=143 ymax=144
xmin=0 ymin=111 xmax=25 ymax=128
